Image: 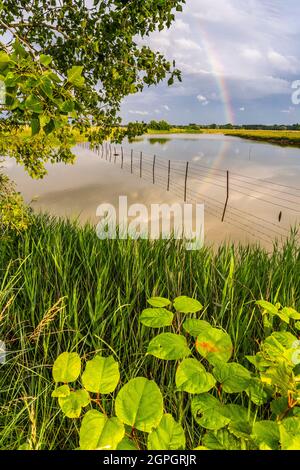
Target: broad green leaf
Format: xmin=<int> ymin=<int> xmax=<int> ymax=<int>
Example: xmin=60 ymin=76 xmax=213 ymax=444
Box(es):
xmin=51 ymin=384 xmax=70 ymax=398
xmin=252 ymin=421 xmax=280 ymax=450
xmin=213 ymin=362 xmax=252 ymax=393
xmin=191 ymin=394 xmax=229 ymax=431
xmin=203 ymin=429 xmax=242 ymax=450
xmin=67 ymin=65 xmax=85 ymax=87
xmin=174 ymin=296 xmax=203 ymax=313
xmin=147 ymin=297 xmax=171 ymax=308
xmin=140 ymin=308 xmax=173 ymax=328
xmin=25 ymin=94 xmax=43 ymax=113
xmin=117 ymin=437 xmax=138 ymax=450
xmin=228 ymin=420 xmax=251 ymax=440
xmin=147 ymin=333 xmax=191 ymax=360
xmin=246 ymin=379 xmax=272 ymax=406
xmin=281 ymin=307 xmax=300 ymax=321
xmin=279 ymin=417 xmax=300 ymax=450
xmin=60 ymin=100 xmax=75 ymax=113
xmin=52 ymin=352 xmax=81 ymax=383
xmin=219 ymin=404 xmax=250 ymax=425
xmin=176 ymin=359 xmax=216 ymax=394
xmin=115 ymin=377 xmax=163 ymax=433
xmin=183 ymin=318 xmax=211 ymax=337
xmin=80 ymin=410 xmax=124 ymax=450
xmin=270 ymin=397 xmax=289 ymax=417
xmin=196 ymin=326 xmax=233 ymax=366
xmin=148 ymin=414 xmax=186 ymax=450
xmin=31 ymin=117 xmax=40 ymax=136
xmin=82 ymin=355 xmax=120 ymax=394
xmin=58 ymin=389 xmax=90 ymax=418
xmin=40 ymin=54 xmax=52 ymax=66
xmin=256 ymin=300 xmax=279 ymax=316
xmin=0 ymin=51 xmax=11 ymax=70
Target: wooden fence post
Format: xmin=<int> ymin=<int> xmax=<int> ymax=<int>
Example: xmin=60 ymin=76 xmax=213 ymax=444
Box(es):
xmin=121 ymin=147 xmax=124 ymax=169
xmin=222 ymin=171 xmax=229 ymax=222
xmin=184 ymin=162 xmax=189 ymax=202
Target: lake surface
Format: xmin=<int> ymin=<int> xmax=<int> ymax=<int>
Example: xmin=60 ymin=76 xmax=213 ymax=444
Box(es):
xmin=4 ymin=133 xmax=300 ymax=248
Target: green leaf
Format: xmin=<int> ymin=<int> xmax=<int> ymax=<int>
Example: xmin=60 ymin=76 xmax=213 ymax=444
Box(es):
xmin=31 ymin=117 xmax=40 ymax=136
xmin=256 ymin=300 xmax=279 ymax=316
xmin=40 ymin=54 xmax=52 ymax=66
xmin=117 ymin=436 xmax=138 ymax=450
xmin=246 ymin=378 xmax=272 ymax=406
xmin=252 ymin=421 xmax=280 ymax=450
xmin=140 ymin=308 xmax=173 ymax=328
xmin=52 ymin=352 xmax=81 ymax=383
xmin=82 ymin=355 xmax=120 ymax=394
xmin=58 ymin=389 xmax=90 ymax=418
xmin=147 ymin=333 xmax=191 ymax=360
xmin=147 ymin=297 xmax=171 ymax=308
xmin=213 ymin=362 xmax=252 ymax=393
xmin=281 ymin=307 xmax=300 ymax=321
xmin=191 ymin=394 xmax=229 ymax=431
xmin=51 ymin=384 xmax=70 ymax=398
xmin=270 ymin=397 xmax=289 ymax=417
xmin=183 ymin=318 xmax=211 ymax=337
xmin=173 ymin=296 xmax=203 ymax=313
xmin=80 ymin=410 xmax=124 ymax=450
xmin=25 ymin=94 xmax=43 ymax=114
xmin=0 ymin=51 xmax=11 ymax=70
xmin=203 ymin=429 xmax=242 ymax=450
xmin=196 ymin=326 xmax=233 ymax=366
xmin=176 ymin=358 xmax=216 ymax=394
xmin=279 ymin=417 xmax=300 ymax=450
xmin=115 ymin=377 xmax=163 ymax=433
xmin=67 ymin=65 xmax=85 ymax=87
xmin=60 ymin=100 xmax=75 ymax=113
xmin=148 ymin=414 xmax=186 ymax=450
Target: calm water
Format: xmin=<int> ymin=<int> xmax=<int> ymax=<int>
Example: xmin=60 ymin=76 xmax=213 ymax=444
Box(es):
xmin=4 ymin=134 xmax=300 ymax=248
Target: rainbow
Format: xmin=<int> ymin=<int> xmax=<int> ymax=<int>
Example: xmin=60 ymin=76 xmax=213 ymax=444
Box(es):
xmin=199 ymin=26 xmax=235 ymax=125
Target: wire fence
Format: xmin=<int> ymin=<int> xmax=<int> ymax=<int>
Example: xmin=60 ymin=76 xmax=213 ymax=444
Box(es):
xmin=78 ymin=142 xmax=300 ymax=246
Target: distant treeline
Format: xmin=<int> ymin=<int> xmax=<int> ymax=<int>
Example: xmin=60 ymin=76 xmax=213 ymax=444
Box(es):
xmin=144 ymin=120 xmax=300 ymax=131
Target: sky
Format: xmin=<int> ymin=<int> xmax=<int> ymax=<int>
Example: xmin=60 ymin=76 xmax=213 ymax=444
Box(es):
xmin=120 ymin=0 xmax=300 ymax=125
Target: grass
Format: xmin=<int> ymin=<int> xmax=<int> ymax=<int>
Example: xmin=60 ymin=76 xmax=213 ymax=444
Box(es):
xmin=0 ymin=214 xmax=300 ymax=449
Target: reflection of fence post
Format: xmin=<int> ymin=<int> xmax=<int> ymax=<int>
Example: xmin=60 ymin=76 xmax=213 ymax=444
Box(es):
xmin=222 ymin=171 xmax=229 ymax=222
xmin=114 ymin=146 xmax=116 ymax=164
xmin=109 ymin=145 xmax=112 ymax=162
xmin=184 ymin=162 xmax=189 ymax=202
xmin=121 ymin=147 xmax=124 ymax=169
xmin=167 ymin=160 xmax=171 ymax=191
xmin=153 ymin=155 xmax=156 ymax=184
xmin=140 ymin=152 xmax=143 ymax=178
xmin=131 ymin=150 xmax=133 ymax=174
xmin=106 ymin=143 xmax=108 ymax=160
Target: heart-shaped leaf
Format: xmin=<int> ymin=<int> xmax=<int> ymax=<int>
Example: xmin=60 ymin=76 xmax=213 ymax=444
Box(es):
xmin=82 ymin=355 xmax=119 ymax=394
xmin=80 ymin=410 xmax=124 ymax=450
xmin=140 ymin=308 xmax=173 ymax=328
xmin=52 ymin=352 xmax=81 ymax=383
xmin=148 ymin=414 xmax=186 ymax=450
xmin=176 ymin=358 xmax=216 ymax=394
xmin=147 ymin=333 xmax=191 ymax=360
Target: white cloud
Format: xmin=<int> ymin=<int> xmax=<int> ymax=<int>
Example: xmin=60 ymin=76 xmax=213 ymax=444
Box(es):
xmin=129 ymin=110 xmax=149 ymax=116
xmin=197 ymin=94 xmax=207 ymax=102
xmin=281 ymin=106 xmax=295 ymax=114
xmin=163 ymin=105 xmax=170 ymax=111
xmin=239 ymin=107 xmax=245 ymax=111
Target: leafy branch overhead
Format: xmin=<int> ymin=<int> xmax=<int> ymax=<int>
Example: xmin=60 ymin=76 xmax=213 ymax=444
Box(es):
xmin=0 ymin=0 xmax=185 ymax=177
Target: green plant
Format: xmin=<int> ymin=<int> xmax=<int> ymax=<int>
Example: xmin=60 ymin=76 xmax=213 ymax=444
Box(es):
xmin=51 ymin=295 xmax=300 ymax=451
xmin=0 ymin=170 xmax=31 ymax=232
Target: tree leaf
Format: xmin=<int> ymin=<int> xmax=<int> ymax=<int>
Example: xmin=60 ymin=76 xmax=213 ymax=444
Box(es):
xmin=183 ymin=318 xmax=211 ymax=337
xmin=58 ymin=389 xmax=90 ymax=418
xmin=213 ymin=362 xmax=252 ymax=393
xmin=80 ymin=410 xmax=124 ymax=450
xmin=140 ymin=308 xmax=173 ymax=328
xmin=52 ymin=352 xmax=81 ymax=383
xmin=246 ymin=378 xmax=272 ymax=406
xmin=82 ymin=355 xmax=120 ymax=394
xmin=148 ymin=414 xmax=186 ymax=450
xmin=196 ymin=326 xmax=233 ymax=366
xmin=67 ymin=65 xmax=85 ymax=87
xmin=147 ymin=333 xmax=191 ymax=360
xmin=31 ymin=117 xmax=40 ymax=136
xmin=40 ymin=54 xmax=52 ymax=66
xmin=256 ymin=300 xmax=279 ymax=316
xmin=203 ymin=429 xmax=242 ymax=450
xmin=25 ymin=94 xmax=43 ymax=113
xmin=173 ymin=296 xmax=203 ymax=313
xmin=252 ymin=421 xmax=280 ymax=450
xmin=147 ymin=297 xmax=171 ymax=308
xmin=115 ymin=377 xmax=163 ymax=432
xmin=191 ymin=394 xmax=229 ymax=431
xmin=117 ymin=436 xmax=138 ymax=450
xmin=51 ymin=384 xmax=70 ymax=398
xmin=176 ymin=358 xmax=216 ymax=394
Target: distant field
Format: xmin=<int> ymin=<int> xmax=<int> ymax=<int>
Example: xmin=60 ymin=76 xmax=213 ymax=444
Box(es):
xmin=147 ymin=128 xmax=300 ymax=148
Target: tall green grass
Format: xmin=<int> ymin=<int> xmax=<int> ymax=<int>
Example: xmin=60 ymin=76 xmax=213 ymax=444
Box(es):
xmin=0 ymin=214 xmax=299 ymax=449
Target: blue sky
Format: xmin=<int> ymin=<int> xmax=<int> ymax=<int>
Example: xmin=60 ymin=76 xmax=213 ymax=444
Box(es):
xmin=121 ymin=0 xmax=300 ymax=125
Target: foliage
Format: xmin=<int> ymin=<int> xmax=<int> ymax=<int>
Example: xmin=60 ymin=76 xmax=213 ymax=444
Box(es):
xmin=1 ymin=215 xmax=299 ymax=449
xmin=0 ymin=168 xmax=30 ymax=232
xmin=51 ymin=294 xmax=300 ymax=450
xmin=148 ymin=120 xmax=172 ymax=131
xmin=0 ymin=0 xmax=185 ymax=176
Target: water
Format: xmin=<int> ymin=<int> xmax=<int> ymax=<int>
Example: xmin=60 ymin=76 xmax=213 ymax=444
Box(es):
xmin=4 ymin=134 xmax=300 ymax=248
